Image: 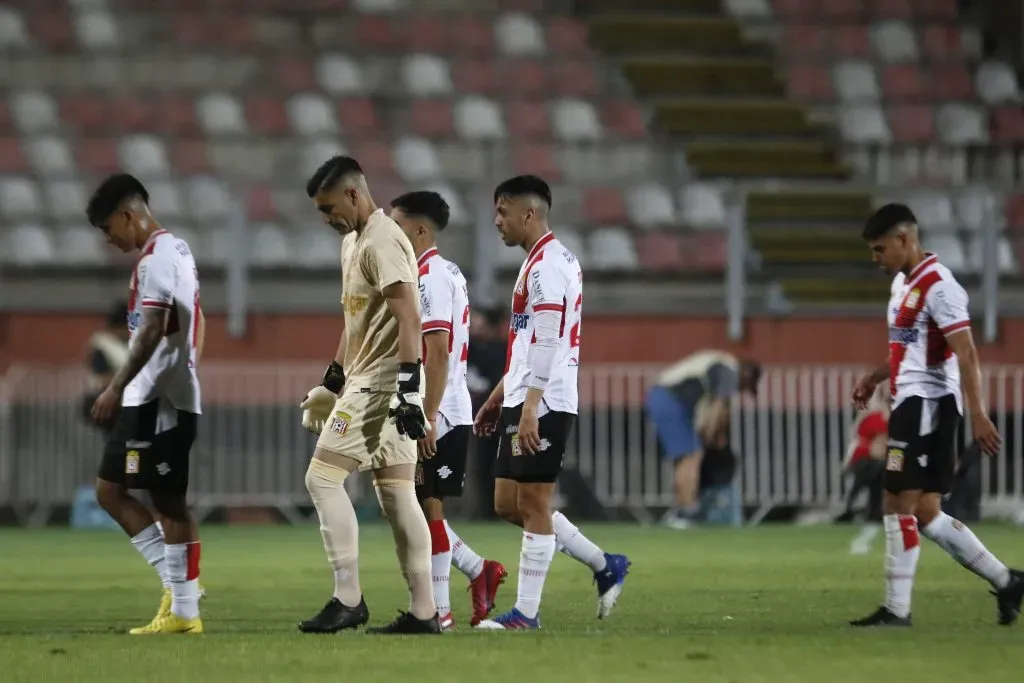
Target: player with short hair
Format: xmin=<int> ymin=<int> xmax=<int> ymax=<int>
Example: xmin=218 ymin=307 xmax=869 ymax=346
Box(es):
xmin=86 ymin=174 xmax=205 ymax=635
xmin=297 ymin=156 xmax=440 ymax=635
xmin=389 ymin=190 xmax=508 ymax=629
xmin=850 ymin=203 xmax=1024 ymax=627
xmin=474 ymin=175 xmax=631 ymax=630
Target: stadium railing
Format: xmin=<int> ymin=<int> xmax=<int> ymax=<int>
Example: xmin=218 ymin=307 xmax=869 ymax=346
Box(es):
xmin=1 ymin=362 xmax=1022 ymax=525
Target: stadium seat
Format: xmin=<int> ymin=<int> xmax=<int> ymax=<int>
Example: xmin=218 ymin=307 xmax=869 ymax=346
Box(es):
xmin=185 ymin=175 xmax=233 ymax=224
xmin=0 ymin=176 xmax=41 ymax=218
xmin=881 ymin=64 xmax=924 ymax=100
xmin=888 ymin=105 xmax=935 ymax=143
xmin=0 ymin=7 xmax=29 ymax=49
xmin=2 ymin=224 xmax=55 ymax=266
xmin=44 ymin=179 xmax=87 ymax=220
xmin=581 ymin=187 xmax=628 ymax=225
xmin=453 ymin=61 xmax=498 ymax=94
xmin=402 ymin=54 xmax=453 ymax=96
xmin=245 ymin=97 xmax=290 ymax=135
xmin=393 ymin=136 xmax=442 ymax=182
xmin=409 ymin=99 xmax=455 ymax=138
xmin=424 ymin=181 xmax=469 ymax=225
xmin=788 ymin=66 xmax=833 ymax=101
xmin=1006 ymin=194 xmax=1024 ymax=231
xmin=53 ymin=226 xmax=108 ymax=266
xmin=991 ymin=106 xmax=1024 ymax=143
xmin=316 ymin=53 xmax=366 ymax=95
xmin=405 ymin=14 xmax=449 ymax=53
xmin=287 ymin=94 xmax=339 ymax=136
xmin=196 ymin=93 xmax=247 ymax=134
xmin=601 ymin=100 xmax=647 ymax=140
xmin=545 ymin=17 xmax=590 ymax=56
xmin=275 ymin=57 xmax=318 ymax=92
xmin=588 ymin=227 xmax=637 ymax=271
xmin=635 ymin=232 xmax=683 ymax=271
xmin=931 ymin=63 xmax=974 ymax=101
xmin=26 ymin=136 xmax=75 ymax=176
xmin=834 ymin=25 xmax=871 ymax=57
xmin=975 ymin=62 xmax=1022 ymax=106
xmin=294 ymin=226 xmax=342 ymax=269
xmin=511 ymin=144 xmax=562 ymax=180
xmin=454 ymin=96 xmax=506 ymax=140
xmin=920 ymin=25 xmax=961 ymax=61
xmin=554 ymin=228 xmax=587 ymax=264
xmin=725 ymin=0 xmax=773 ymax=19
xmin=77 ymin=139 xmax=121 ymax=175
xmin=11 ymin=91 xmax=59 ymax=133
xmin=108 ymin=95 xmax=155 ymax=132
xmin=505 ymin=101 xmax=552 ymax=140
xmin=936 ymin=103 xmax=988 ymax=145
xmin=833 ymin=61 xmax=880 ymax=102
xmin=353 ymin=0 xmax=404 ymax=13
xmin=118 ymin=135 xmax=170 ymax=177
xmin=251 ymin=223 xmax=291 ymax=268
xmin=906 ymin=190 xmax=955 ymax=231
xmin=337 ymin=98 xmax=381 ymax=136
xmin=60 ymin=95 xmax=107 ymax=132
xmin=680 ymin=183 xmax=728 ymax=230
xmin=955 ymin=186 xmax=999 ymax=232
xmin=839 ymin=105 xmax=892 ymax=143
xmin=552 ymin=99 xmax=602 ymax=141
xmin=967 ymin=234 xmax=1019 ymax=274
xmin=147 ymin=180 xmax=185 ymax=220
xmin=870 ymin=21 xmax=918 ymax=63
xmin=923 ymin=234 xmax=966 ymax=272
xmin=552 ymin=61 xmax=600 ymax=98
xmin=494 ymin=13 xmax=546 ymax=56
xmin=506 ymin=59 xmax=548 ymax=96
xmin=74 ymin=9 xmax=119 ymax=50
xmin=626 ymin=183 xmax=675 ymax=228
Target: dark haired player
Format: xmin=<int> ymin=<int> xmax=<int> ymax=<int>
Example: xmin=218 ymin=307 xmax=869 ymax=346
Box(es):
xmin=389 ymin=191 xmax=509 ymax=629
xmin=86 ymin=174 xmax=204 ymax=634
xmin=850 ymin=203 xmax=1024 ymax=627
xmin=297 ymin=156 xmax=440 ymax=635
xmin=474 ymin=176 xmax=631 ymax=630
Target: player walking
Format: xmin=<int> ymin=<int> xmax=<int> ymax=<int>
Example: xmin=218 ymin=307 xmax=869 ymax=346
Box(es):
xmin=474 ymin=176 xmax=631 ymax=630
xmin=86 ymin=174 xmax=205 ymax=635
xmin=850 ymin=203 xmax=1024 ymax=627
xmin=297 ymin=156 xmax=440 ymax=635
xmin=389 ymin=191 xmax=508 ymax=629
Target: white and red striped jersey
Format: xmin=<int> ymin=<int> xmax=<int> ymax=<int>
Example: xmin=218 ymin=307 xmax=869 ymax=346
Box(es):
xmin=503 ymin=232 xmax=582 ymax=414
xmin=417 ymin=247 xmax=473 ymax=429
xmin=887 ymin=253 xmax=969 ymax=413
xmin=124 ymin=229 xmax=202 ymax=414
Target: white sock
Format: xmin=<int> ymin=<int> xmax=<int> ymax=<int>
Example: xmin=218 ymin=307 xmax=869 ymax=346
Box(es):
xmin=883 ymin=514 xmax=920 ymax=618
xmin=445 ymin=520 xmax=484 ymax=580
xmin=429 ymin=520 xmax=452 ymax=615
xmin=164 ymin=542 xmax=201 ymax=620
xmin=130 ymin=523 xmax=171 ymax=589
xmin=552 ymin=511 xmax=606 ymax=572
xmin=514 ymin=531 xmax=556 ymax=620
xmin=921 ymin=512 xmax=1011 ymax=589
xmin=155 ymin=520 xmax=164 ymax=537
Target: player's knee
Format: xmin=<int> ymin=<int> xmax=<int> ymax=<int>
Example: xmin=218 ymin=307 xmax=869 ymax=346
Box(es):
xmin=94 ymin=479 xmax=125 ymax=513
xmin=150 ymin=493 xmax=189 ymax=522
xmin=494 ymin=494 xmax=519 ymax=523
xmin=305 ymin=458 xmax=348 ymax=500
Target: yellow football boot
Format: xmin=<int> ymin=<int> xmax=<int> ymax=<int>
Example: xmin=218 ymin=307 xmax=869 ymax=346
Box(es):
xmin=129 ymin=612 xmax=203 ymax=635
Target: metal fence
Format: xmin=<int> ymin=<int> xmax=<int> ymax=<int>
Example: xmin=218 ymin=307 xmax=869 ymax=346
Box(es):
xmin=2 ymin=363 xmax=1023 ymax=524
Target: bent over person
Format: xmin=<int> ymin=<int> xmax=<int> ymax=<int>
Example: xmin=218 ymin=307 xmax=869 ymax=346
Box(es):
xmin=297 ymin=156 xmax=440 ymax=635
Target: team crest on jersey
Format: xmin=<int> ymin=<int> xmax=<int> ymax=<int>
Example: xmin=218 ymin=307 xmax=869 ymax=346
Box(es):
xmin=904 ymin=288 xmax=920 ymax=309
xmin=885 ymin=447 xmax=904 ymax=472
xmin=329 ymin=411 xmax=352 ymax=435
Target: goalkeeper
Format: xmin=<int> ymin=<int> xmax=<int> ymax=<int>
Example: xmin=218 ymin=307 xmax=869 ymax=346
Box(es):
xmin=644 ymin=351 xmax=761 ymax=529
xmin=295 ymin=155 xmax=439 ymax=636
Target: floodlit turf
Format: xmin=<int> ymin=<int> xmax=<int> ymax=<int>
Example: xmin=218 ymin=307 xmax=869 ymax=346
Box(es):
xmin=1 ymin=523 xmax=1023 ymax=682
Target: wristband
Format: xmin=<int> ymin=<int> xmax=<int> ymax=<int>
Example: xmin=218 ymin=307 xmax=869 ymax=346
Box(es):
xmin=398 ymin=361 xmax=421 ymax=394
xmin=322 ymin=360 xmax=345 ymax=394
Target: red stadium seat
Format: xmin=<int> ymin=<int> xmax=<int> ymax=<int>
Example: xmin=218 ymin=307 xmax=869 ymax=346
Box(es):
xmin=274 ymin=57 xmax=317 ymax=92
xmin=404 ymin=14 xmax=449 ymax=53
xmin=511 ymin=144 xmax=562 ymax=181
xmin=781 ymin=25 xmax=827 ymax=57
xmin=152 ymin=95 xmax=200 ymax=134
xmin=991 ymin=106 xmax=1024 ymax=143
xmin=881 ymin=64 xmax=925 ymax=100
xmin=245 ymin=97 xmax=290 ymax=135
xmin=682 ymin=233 xmax=728 ymax=272
xmin=916 ymin=0 xmax=957 ymax=21
xmin=336 ymin=98 xmax=381 ymax=136
xmin=170 ymin=139 xmax=211 ymax=174
xmin=506 ymin=60 xmax=548 ymax=96
xmin=601 ymin=100 xmax=647 ymax=139
xmin=866 ymin=0 xmax=911 ymax=19
xmin=409 ymin=99 xmax=456 ymax=138
xmin=26 ymin=11 xmax=75 ymax=50
xmin=247 ymin=184 xmax=278 ymax=221
xmin=931 ymin=63 xmax=974 ymax=100
xmin=888 ymin=105 xmax=935 ymax=142
xmin=450 ymin=16 xmax=494 ymax=55
xmin=787 ymin=66 xmax=834 ymax=101
xmin=505 ymin=101 xmax=552 ymax=140
xmin=636 ymin=232 xmax=683 ymax=271
xmin=348 ymin=141 xmax=395 ymax=179
xmin=771 ymin=0 xmax=818 ymax=17
xmin=920 ymin=25 xmax=962 ymax=61
xmin=545 ymin=18 xmax=591 ymax=56
xmin=551 ymin=61 xmax=600 ymax=98
xmin=834 ymin=26 xmax=871 ymax=57
xmin=354 ymin=15 xmax=397 ymax=51
xmin=60 ymin=96 xmax=108 ymax=132
xmin=76 ymin=139 xmax=121 ymax=175
xmin=1006 ymin=194 xmax=1024 ymax=231
xmin=108 ymin=96 xmax=155 ymax=132
xmin=0 ymin=101 xmax=11 ymax=133
xmin=581 ymin=187 xmax=628 ymax=225
xmin=453 ymin=61 xmax=498 ymax=95
xmin=0 ymin=138 xmax=29 ymax=172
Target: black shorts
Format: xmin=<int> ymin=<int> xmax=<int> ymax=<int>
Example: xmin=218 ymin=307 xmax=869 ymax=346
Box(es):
xmin=494 ymin=404 xmax=575 ymax=484
xmin=884 ymin=394 xmax=961 ymax=494
xmin=416 ymin=424 xmax=471 ymax=501
xmin=98 ymin=399 xmax=198 ymax=495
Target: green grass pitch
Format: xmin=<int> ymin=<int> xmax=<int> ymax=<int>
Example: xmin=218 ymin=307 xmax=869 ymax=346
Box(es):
xmin=1 ymin=523 xmax=1023 ymax=682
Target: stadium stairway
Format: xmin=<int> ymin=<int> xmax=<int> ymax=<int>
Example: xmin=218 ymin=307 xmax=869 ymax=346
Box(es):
xmin=581 ymin=0 xmax=886 ymax=304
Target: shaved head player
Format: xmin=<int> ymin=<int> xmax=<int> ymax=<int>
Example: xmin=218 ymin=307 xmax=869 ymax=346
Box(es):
xmin=474 ymin=175 xmax=632 ymax=630
xmin=297 ymin=156 xmax=440 ymax=635
xmin=86 ymin=173 xmax=205 ymax=635
xmin=389 ymin=190 xmax=509 ymax=629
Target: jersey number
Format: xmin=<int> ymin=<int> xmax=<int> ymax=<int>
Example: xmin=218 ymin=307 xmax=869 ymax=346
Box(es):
xmin=460 ymin=305 xmax=470 ymax=361
xmin=569 ymin=294 xmax=582 ymax=348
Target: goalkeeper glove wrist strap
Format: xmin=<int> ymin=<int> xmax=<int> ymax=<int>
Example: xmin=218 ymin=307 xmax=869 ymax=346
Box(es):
xmin=322 ymin=361 xmax=345 ymax=394
xmin=397 ymin=361 xmax=421 ymax=394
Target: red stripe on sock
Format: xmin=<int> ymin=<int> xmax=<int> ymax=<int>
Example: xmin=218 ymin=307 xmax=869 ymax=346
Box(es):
xmin=899 ymin=515 xmax=919 ymax=551
xmin=186 ymin=541 xmax=201 ymax=580
xmin=428 ymin=520 xmax=450 ymax=555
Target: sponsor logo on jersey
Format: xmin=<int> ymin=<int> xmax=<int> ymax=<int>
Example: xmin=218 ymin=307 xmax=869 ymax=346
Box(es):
xmin=511 ymin=312 xmax=531 ymax=333
xmin=888 ymin=327 xmax=919 ymax=345
xmin=342 ymin=294 xmax=368 ymax=314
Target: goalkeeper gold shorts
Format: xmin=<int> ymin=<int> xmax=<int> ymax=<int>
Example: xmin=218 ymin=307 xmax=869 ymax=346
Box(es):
xmin=315 ymin=390 xmax=417 ymax=471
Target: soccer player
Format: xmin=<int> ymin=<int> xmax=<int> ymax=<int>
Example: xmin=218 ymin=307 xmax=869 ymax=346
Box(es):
xmin=388 ymin=190 xmax=508 ymax=629
xmin=86 ymin=174 xmax=204 ymax=635
xmin=473 ymin=175 xmax=631 ymax=630
xmin=850 ymin=203 xmax=1024 ymax=627
xmin=297 ymin=156 xmax=440 ymax=635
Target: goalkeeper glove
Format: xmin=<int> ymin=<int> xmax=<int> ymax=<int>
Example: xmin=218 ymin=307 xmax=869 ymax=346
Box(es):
xmin=389 ymin=361 xmax=428 ymax=440
xmin=300 ymin=361 xmax=344 ymax=435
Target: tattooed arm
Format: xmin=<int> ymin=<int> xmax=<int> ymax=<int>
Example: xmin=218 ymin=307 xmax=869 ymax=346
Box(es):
xmin=91 ymin=307 xmax=168 ymax=424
